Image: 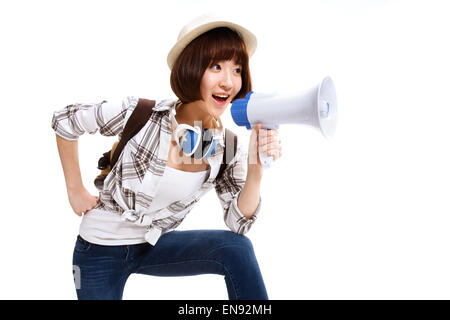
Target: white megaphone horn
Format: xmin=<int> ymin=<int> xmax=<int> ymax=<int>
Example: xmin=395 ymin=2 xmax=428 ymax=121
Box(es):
xmin=230 ymin=76 xmax=338 ymax=169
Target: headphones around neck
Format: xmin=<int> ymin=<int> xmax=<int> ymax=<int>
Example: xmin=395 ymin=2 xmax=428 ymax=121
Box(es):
xmin=170 ymin=107 xmax=221 ymax=160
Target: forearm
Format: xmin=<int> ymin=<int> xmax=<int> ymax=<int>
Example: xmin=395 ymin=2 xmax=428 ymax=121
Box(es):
xmin=237 ymin=167 xmax=263 ymax=219
xmin=55 ymin=134 xmax=84 ymax=192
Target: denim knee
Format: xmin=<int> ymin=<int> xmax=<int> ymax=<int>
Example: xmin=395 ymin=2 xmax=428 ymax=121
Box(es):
xmin=205 ymin=231 xmax=256 ymax=262
xmin=225 ymin=231 xmax=254 ymax=251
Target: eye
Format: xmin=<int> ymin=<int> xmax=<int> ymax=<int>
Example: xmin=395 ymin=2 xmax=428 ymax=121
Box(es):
xmin=211 ymin=64 xmax=221 ymax=70
xmin=234 ymin=68 xmax=242 ymax=74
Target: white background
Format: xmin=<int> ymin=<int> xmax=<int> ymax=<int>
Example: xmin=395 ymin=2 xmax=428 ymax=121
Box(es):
xmin=0 ymin=0 xmax=449 ymax=299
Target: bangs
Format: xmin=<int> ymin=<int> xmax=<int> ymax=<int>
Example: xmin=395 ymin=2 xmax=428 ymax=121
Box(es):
xmin=201 ymin=27 xmax=248 ymax=67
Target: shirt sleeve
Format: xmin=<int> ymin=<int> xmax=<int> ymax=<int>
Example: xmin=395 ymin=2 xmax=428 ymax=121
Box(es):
xmin=51 ymin=96 xmax=139 ymax=140
xmin=214 ymin=138 xmax=261 ymax=235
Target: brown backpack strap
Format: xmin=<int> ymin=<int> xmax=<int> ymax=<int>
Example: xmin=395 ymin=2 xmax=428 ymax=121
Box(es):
xmin=110 ymin=98 xmax=155 ymax=169
xmin=216 ymin=128 xmax=238 ymax=180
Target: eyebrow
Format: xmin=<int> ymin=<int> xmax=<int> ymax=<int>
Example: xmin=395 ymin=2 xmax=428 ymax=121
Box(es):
xmin=210 ymin=60 xmax=242 ymax=68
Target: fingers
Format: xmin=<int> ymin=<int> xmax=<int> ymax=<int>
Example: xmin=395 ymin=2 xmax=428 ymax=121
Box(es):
xmin=86 ymin=197 xmax=99 ymax=211
xmin=257 ymin=129 xmax=282 ymax=161
xmin=259 ymin=140 xmax=282 ymax=154
xmin=73 ymin=196 xmax=99 ymax=217
xmin=266 ymin=148 xmax=282 ymax=160
xmin=259 ymin=143 xmax=282 ymax=160
xmin=248 ymin=124 xmax=283 ymax=165
xmin=258 ymin=135 xmax=281 ymax=147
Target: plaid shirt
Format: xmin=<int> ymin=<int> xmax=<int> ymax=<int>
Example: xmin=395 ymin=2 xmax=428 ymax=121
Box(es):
xmin=51 ymin=96 xmax=260 ymax=245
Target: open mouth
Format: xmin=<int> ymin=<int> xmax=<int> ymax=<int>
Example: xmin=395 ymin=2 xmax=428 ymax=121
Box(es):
xmin=212 ymin=94 xmax=229 ymax=103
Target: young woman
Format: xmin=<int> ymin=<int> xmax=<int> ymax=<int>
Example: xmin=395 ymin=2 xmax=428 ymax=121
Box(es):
xmin=52 ymin=14 xmax=282 ymax=300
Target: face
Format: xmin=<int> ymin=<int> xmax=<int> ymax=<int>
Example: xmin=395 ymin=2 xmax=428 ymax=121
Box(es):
xmin=199 ymin=59 xmax=242 ymax=120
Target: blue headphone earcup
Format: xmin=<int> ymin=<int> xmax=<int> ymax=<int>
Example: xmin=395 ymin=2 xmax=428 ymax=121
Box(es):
xmin=202 ymin=139 xmax=216 ymax=158
xmin=180 ymin=129 xmax=199 ymax=155
xmin=177 ymin=127 xmax=217 ymax=159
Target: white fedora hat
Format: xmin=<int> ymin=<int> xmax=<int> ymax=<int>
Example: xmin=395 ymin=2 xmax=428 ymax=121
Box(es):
xmin=167 ymin=14 xmax=257 ymax=70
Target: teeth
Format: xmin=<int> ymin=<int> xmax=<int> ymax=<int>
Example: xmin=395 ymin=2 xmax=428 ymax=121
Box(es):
xmin=214 ymin=94 xmax=229 ymax=98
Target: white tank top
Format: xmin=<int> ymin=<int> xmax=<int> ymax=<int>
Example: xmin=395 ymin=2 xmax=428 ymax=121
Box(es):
xmin=79 ymin=166 xmax=209 ymax=245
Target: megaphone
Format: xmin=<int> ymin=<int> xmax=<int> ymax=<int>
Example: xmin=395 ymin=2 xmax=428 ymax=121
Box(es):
xmin=230 ymin=76 xmax=337 ymax=168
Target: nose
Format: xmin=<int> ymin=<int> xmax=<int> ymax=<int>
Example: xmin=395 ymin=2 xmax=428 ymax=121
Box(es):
xmin=219 ymin=69 xmax=233 ymax=91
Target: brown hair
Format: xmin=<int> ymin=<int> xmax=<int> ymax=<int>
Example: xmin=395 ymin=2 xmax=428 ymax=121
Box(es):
xmin=170 ymin=27 xmax=252 ymax=104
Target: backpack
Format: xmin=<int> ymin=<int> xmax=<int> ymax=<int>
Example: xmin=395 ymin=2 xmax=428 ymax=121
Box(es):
xmin=94 ymin=98 xmax=237 ymax=190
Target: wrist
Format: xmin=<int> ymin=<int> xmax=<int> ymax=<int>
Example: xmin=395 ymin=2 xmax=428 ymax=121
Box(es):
xmin=67 ymin=183 xmax=85 ymax=194
xmin=247 ymin=164 xmax=263 ymax=181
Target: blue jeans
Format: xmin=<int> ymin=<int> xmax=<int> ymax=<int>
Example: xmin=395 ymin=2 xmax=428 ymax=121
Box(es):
xmin=72 ymin=230 xmax=268 ymax=300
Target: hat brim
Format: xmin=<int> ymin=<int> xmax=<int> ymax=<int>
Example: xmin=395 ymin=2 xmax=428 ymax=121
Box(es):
xmin=167 ymin=20 xmax=257 ymax=70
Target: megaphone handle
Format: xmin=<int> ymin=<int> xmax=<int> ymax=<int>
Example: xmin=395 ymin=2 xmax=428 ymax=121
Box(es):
xmin=258 ymin=129 xmax=273 ymax=169
xmin=259 ymin=152 xmax=273 ymax=169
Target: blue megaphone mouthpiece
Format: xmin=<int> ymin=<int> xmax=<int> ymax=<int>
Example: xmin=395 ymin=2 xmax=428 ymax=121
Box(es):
xmin=230 ymin=91 xmax=253 ymax=129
